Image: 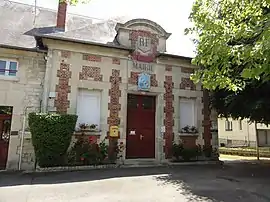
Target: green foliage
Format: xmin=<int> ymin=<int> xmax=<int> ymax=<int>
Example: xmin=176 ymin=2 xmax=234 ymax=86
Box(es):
xmin=67 ymin=138 xmax=109 ymax=166
xmin=0 ymin=106 xmax=12 ymax=115
xmin=211 ymin=81 xmax=270 ymax=124
xmin=187 ymin=0 xmax=270 ymax=91
xmin=60 ymin=0 xmax=90 ymax=5
xmin=172 ymin=143 xmax=202 ymax=161
xmin=28 ymin=113 xmax=77 ymax=167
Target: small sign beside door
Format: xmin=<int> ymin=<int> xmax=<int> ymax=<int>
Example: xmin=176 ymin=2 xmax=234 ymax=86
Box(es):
xmin=161 ymin=126 xmax=166 ymax=133
xmin=129 ymin=130 xmax=136 ymax=135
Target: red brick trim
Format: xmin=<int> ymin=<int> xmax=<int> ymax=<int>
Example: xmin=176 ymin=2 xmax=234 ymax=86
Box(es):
xmin=79 ymin=66 xmax=103 ymax=81
xmin=163 ymin=75 xmax=174 ymax=158
xmin=165 ymin=65 xmax=172 ymax=71
xmin=128 ymin=72 xmax=158 ymax=87
xmin=61 ymin=50 xmax=71 ymax=58
xmin=181 ymin=67 xmax=194 ymax=74
xmin=180 ymin=78 xmax=196 ymax=90
xmin=112 ymin=58 xmax=120 ymax=65
xmin=54 ymin=63 xmax=71 ymax=114
xmin=107 ymin=69 xmax=122 ymax=159
xmin=82 ymin=54 xmax=102 ymax=62
xmin=107 ymin=69 xmax=122 ymax=127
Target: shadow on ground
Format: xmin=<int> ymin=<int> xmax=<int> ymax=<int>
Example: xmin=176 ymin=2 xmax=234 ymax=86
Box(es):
xmin=1 ymin=163 xmax=270 ymax=202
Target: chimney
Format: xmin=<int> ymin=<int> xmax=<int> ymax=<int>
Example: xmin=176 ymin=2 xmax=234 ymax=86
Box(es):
xmin=56 ymin=1 xmax=67 ymax=30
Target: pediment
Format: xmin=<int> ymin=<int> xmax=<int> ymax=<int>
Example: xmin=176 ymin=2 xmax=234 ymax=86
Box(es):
xmin=115 ymin=19 xmax=171 ymax=39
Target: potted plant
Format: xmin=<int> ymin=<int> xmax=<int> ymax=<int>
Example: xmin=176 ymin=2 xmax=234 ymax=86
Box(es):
xmin=89 ymin=124 xmax=98 ymax=131
xmin=180 ymin=125 xmax=198 ymax=134
xmin=79 ymin=123 xmax=89 ymax=131
xmin=190 ymin=126 xmax=198 ymax=134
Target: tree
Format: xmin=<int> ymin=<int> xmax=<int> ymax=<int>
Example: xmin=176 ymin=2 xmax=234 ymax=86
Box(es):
xmin=186 ymin=0 xmax=270 ymax=124
xmin=186 ymin=0 xmax=270 ymax=91
xmin=60 ymin=0 xmax=90 ymax=5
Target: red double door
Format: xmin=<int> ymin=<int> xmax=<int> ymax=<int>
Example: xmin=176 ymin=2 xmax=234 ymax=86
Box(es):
xmin=126 ymin=94 xmax=156 ymax=159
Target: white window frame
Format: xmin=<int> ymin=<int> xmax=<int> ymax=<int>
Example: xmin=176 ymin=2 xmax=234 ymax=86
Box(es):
xmin=76 ymin=89 xmax=101 ymax=130
xmin=239 ymin=119 xmax=243 ymax=130
xmin=225 ymin=120 xmax=233 ymax=131
xmin=179 ymin=98 xmax=196 ymax=130
xmin=0 ymin=58 xmax=18 ymax=77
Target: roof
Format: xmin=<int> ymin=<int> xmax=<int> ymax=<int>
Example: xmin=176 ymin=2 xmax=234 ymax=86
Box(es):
xmin=0 ymin=0 xmax=192 ymax=60
xmin=0 ymin=0 xmax=128 ymax=49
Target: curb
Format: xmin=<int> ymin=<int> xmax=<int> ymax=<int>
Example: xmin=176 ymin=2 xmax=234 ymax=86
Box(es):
xmin=0 ymin=160 xmax=224 ymax=174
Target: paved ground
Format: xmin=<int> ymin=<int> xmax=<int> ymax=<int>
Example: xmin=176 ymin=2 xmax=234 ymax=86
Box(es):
xmin=1 ymin=163 xmax=270 ymax=202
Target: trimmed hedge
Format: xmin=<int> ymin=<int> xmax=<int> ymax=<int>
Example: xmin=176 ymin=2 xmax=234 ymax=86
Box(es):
xmin=219 ymin=147 xmax=270 ymax=158
xmin=28 ymin=113 xmax=78 ymax=167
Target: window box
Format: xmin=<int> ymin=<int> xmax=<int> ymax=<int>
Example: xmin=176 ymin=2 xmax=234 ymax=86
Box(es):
xmin=179 ymin=132 xmax=199 ymax=137
xmin=74 ymin=130 xmax=102 ymax=137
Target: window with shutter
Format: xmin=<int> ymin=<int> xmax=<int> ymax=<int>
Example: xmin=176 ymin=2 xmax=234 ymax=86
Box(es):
xmin=76 ymin=89 xmax=101 ymax=130
xmin=179 ymin=98 xmax=196 ymax=130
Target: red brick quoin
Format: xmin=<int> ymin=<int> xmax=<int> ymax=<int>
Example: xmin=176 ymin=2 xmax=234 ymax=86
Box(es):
xmin=128 ymin=72 xmax=158 ymax=87
xmin=82 ymin=54 xmax=102 ymax=62
xmin=79 ymin=66 xmax=103 ymax=81
xmin=54 ymin=63 xmax=71 ymax=113
xmin=163 ymin=76 xmax=174 ymax=158
xmin=107 ymin=69 xmax=122 ymax=158
xmin=180 ymin=78 xmax=196 ymax=90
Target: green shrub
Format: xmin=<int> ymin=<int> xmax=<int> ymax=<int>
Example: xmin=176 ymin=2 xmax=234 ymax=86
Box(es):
xmin=28 ymin=113 xmax=77 ymax=167
xmin=172 ymin=142 xmax=184 ymax=160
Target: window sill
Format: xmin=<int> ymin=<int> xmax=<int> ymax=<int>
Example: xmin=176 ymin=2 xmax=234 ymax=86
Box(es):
xmin=179 ymin=132 xmax=199 ymax=137
xmin=74 ymin=130 xmax=102 ymax=136
xmin=0 ymin=75 xmax=19 ymax=82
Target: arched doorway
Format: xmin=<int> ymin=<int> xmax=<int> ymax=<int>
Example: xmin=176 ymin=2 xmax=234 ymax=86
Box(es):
xmin=0 ymin=106 xmax=12 ymax=170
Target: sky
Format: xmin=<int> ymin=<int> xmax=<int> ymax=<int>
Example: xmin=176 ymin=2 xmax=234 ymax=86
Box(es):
xmin=12 ymin=0 xmax=196 ymax=58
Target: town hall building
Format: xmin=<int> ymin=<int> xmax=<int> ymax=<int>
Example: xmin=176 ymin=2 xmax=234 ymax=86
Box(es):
xmin=0 ymin=0 xmax=217 ymax=170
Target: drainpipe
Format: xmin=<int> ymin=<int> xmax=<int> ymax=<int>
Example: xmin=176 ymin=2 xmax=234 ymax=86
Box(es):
xmin=18 ymin=106 xmax=35 ymax=170
xmin=42 ymin=50 xmax=52 ymax=112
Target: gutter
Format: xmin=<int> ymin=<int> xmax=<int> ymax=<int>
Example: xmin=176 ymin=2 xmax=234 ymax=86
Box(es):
xmin=35 ymin=34 xmax=132 ymax=52
xmin=0 ymin=44 xmax=47 ymax=53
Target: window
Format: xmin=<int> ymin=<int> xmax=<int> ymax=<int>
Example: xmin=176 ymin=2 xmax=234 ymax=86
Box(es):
xmin=76 ymin=89 xmax=101 ymax=130
xmin=0 ymin=59 xmax=18 ymax=77
xmin=225 ymin=120 xmax=233 ymax=131
xmin=179 ymin=98 xmax=196 ymax=129
xmin=239 ymin=119 xmax=243 ymax=130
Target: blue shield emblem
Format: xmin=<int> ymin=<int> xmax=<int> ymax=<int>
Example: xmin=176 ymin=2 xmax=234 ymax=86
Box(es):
xmin=138 ymin=73 xmax=151 ymax=91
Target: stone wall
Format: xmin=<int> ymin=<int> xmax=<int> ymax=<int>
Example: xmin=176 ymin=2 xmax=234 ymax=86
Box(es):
xmin=0 ymin=48 xmax=46 ymax=170
xmin=41 ymin=38 xmax=204 ymax=163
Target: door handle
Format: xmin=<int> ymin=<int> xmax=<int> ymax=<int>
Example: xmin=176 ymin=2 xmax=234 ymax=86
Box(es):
xmin=140 ymin=134 xmax=144 ymax=140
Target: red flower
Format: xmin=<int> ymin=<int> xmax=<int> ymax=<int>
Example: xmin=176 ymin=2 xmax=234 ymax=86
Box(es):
xmin=89 ymin=136 xmax=97 ymax=143
xmin=81 ymin=157 xmax=84 ymax=161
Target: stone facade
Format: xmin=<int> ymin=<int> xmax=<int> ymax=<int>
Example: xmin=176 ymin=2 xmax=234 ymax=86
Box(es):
xmin=1 ymin=19 xmax=216 ymax=170
xmin=218 ymin=118 xmax=270 ymax=147
xmin=40 ymin=18 xmax=206 ymax=164
xmin=0 ymin=48 xmax=46 ymax=170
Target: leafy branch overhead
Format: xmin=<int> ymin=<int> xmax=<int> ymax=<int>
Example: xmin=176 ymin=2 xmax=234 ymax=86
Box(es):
xmin=59 ymin=0 xmax=90 ymax=5
xmin=186 ymin=0 xmax=270 ymax=91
